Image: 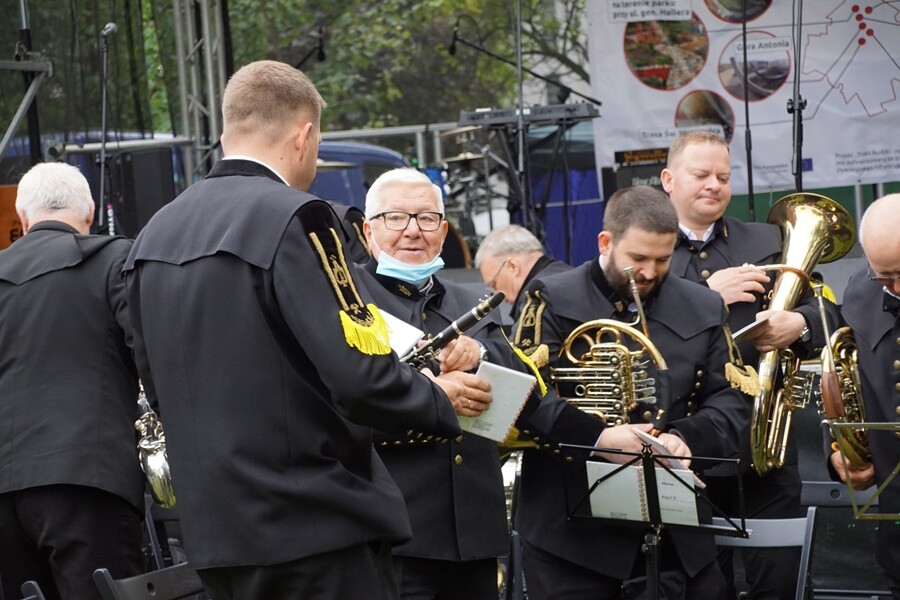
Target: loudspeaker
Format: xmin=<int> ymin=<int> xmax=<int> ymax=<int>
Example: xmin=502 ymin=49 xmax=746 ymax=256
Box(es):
xmin=108 ymin=148 xmax=177 ymax=238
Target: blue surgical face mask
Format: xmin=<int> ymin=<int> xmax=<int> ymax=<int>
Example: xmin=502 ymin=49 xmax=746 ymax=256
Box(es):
xmin=372 ymin=232 xmax=445 ymax=287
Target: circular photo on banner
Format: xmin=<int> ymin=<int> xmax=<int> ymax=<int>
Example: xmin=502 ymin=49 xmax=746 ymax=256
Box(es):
xmin=624 ymin=13 xmax=709 ymax=91
xmin=704 ymin=0 xmax=772 ymax=23
xmin=718 ymin=31 xmax=790 ymax=102
xmin=674 ymin=90 xmax=736 ymax=143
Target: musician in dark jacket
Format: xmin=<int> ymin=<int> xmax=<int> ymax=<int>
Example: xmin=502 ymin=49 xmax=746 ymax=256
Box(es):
xmin=352 ymin=167 xmax=507 ymax=599
xmin=474 ymin=223 xmax=570 ymax=322
xmin=123 ymin=61 xmax=484 ymax=600
xmin=829 ymin=194 xmax=900 ymax=598
xmin=512 ymin=186 xmax=747 ymax=599
xmin=0 ymin=162 xmax=145 ymax=600
xmin=661 ymin=131 xmax=837 ymax=598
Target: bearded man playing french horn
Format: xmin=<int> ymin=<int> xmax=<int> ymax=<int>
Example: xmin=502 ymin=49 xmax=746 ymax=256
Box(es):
xmin=512 ymin=186 xmax=748 ymax=599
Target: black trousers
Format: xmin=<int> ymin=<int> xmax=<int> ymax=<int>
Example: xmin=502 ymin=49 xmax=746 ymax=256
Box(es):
xmin=521 ymin=539 xmax=726 ymax=600
xmin=0 ymin=484 xmax=145 ymax=600
xmin=705 ymin=464 xmax=804 ymax=600
xmin=197 ymin=541 xmax=398 ymax=600
xmin=392 ymin=555 xmax=497 ymax=600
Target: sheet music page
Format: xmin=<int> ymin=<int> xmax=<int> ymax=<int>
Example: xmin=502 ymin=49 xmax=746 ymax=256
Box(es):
xmin=654 ymin=466 xmax=699 ymax=526
xmin=585 ymin=461 xmax=649 ymax=523
xmin=458 ymin=362 xmax=535 ymax=442
xmin=586 ymin=462 xmax=699 ymax=525
xmin=380 ymin=309 xmax=424 ymax=357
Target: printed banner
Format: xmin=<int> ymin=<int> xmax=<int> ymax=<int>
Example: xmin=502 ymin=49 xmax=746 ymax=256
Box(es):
xmin=586 ymin=0 xmax=900 ymax=194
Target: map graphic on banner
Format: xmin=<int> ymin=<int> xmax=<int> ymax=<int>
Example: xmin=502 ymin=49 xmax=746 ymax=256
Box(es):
xmin=585 ymin=0 xmax=900 ymax=194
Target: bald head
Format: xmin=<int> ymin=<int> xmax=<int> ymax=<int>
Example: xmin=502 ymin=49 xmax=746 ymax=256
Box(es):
xmin=859 ymin=193 xmax=900 ymax=287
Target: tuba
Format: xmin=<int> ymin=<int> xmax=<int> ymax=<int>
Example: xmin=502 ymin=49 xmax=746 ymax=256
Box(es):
xmin=134 ymin=384 xmax=177 ymax=507
xmin=749 ymin=193 xmax=855 ymax=475
xmin=551 ymin=267 xmax=669 ymax=430
xmin=819 ymin=325 xmax=871 ymax=468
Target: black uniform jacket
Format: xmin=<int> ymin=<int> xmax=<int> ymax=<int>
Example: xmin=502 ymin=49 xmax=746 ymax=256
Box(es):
xmin=513 ymin=258 xmax=748 ymax=579
xmin=509 ymin=255 xmax=571 ymax=323
xmin=670 ymin=216 xmax=837 ymax=469
xmin=840 ymin=268 xmax=900 ymax=579
xmin=0 ymin=222 xmax=143 ymax=509
xmin=123 ymin=159 xmax=461 ymax=569
xmin=358 ymin=260 xmax=510 ymax=561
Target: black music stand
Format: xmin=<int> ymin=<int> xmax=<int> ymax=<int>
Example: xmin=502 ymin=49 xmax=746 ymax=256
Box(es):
xmin=562 ymin=443 xmax=746 ymax=600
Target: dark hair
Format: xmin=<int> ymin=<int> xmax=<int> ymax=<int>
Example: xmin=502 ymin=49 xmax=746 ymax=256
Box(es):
xmin=604 ymin=185 xmax=678 ymax=239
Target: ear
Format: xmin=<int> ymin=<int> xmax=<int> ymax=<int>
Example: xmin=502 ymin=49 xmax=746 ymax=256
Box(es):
xmin=16 ymin=209 xmax=30 ymax=234
xmin=660 ymin=167 xmax=674 ymax=193
xmin=506 ymin=256 xmax=521 ymax=276
xmin=598 ymin=231 xmax=613 ymax=256
xmin=294 ymin=121 xmax=315 ymax=162
xmin=362 ymin=219 xmax=378 ymax=257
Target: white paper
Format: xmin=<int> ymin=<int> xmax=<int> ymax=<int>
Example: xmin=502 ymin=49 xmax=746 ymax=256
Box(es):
xmin=458 ymin=361 xmax=535 ymax=442
xmin=586 ymin=461 xmax=699 ymax=526
xmin=380 ymin=309 xmax=424 ymax=357
xmin=731 ymin=316 xmax=771 ymax=343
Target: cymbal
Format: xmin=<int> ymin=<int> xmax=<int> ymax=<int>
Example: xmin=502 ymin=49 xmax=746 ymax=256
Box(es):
xmin=444 ymin=152 xmax=484 ymax=164
xmin=316 ymin=159 xmax=357 ymax=171
xmin=439 ymin=125 xmax=481 ymax=138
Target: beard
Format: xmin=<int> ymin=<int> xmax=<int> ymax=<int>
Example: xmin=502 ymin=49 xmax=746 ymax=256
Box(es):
xmin=605 ymin=253 xmax=667 ymax=300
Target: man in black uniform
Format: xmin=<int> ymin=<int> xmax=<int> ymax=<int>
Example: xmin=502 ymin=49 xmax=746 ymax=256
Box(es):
xmin=513 ymin=186 xmax=747 ymax=599
xmin=357 ymin=167 xmax=510 ymax=599
xmin=0 ymin=162 xmax=145 ymax=600
xmin=661 ymin=131 xmax=836 ymax=599
xmin=474 ymin=224 xmax=570 ymax=322
xmin=829 ymin=193 xmax=900 ymax=599
xmin=123 ymin=61 xmax=487 ymax=600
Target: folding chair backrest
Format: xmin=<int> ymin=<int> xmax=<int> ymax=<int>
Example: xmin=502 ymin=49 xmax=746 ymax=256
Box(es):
xmin=712 ymin=505 xmax=817 ymax=600
xmin=93 ymin=563 xmax=205 ymax=600
xmin=20 ymin=580 xmax=47 ymax=600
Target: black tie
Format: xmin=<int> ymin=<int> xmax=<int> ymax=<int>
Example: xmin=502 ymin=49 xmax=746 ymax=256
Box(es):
xmin=883 ymin=292 xmax=900 ymax=317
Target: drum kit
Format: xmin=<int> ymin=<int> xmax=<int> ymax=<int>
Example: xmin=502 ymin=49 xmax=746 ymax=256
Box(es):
xmin=437 ymin=125 xmax=510 ymax=253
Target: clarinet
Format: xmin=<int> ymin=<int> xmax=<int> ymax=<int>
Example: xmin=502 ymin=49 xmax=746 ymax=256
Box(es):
xmin=401 ymin=292 xmax=505 ymax=369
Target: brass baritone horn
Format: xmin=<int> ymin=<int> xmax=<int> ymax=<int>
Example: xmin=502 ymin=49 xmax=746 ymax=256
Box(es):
xmin=819 ymin=326 xmax=871 ymax=468
xmin=749 ymin=193 xmax=855 ymax=475
xmin=135 ymin=385 xmax=176 ymax=507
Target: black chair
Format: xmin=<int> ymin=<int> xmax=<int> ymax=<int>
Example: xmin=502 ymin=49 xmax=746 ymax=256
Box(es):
xmin=93 ymin=563 xmax=205 ymax=600
xmin=20 ymin=580 xmax=47 ymax=600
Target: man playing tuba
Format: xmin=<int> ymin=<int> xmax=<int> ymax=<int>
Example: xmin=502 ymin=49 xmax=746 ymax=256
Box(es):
xmin=662 ymin=131 xmax=840 ymax=599
xmin=512 ymin=185 xmax=748 ymax=599
xmin=830 ymin=193 xmax=900 ymax=597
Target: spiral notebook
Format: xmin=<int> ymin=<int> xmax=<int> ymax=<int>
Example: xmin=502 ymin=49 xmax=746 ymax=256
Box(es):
xmin=585 ymin=461 xmax=699 ymax=526
xmin=457 ymin=361 xmax=535 ymax=442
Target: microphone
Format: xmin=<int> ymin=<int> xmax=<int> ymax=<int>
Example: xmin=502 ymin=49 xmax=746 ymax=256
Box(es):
xmin=101 ymin=22 xmax=117 ymax=37
xmin=448 ymin=17 xmax=459 ymax=56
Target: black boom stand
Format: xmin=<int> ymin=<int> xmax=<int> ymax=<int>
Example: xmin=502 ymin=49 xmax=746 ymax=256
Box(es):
xmin=97 ymin=22 xmax=117 ymax=235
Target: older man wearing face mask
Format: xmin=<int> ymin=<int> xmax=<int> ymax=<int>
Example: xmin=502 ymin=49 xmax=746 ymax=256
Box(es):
xmin=355 ymin=167 xmax=515 ymax=600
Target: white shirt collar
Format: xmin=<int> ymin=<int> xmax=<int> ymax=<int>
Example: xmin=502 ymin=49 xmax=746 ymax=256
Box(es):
xmin=679 ymin=222 xmax=715 ymax=242
xmin=223 ymin=155 xmax=290 ymax=186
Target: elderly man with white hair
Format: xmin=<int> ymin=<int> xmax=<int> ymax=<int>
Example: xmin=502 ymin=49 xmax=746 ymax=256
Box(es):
xmin=0 ymin=162 xmax=145 ymax=600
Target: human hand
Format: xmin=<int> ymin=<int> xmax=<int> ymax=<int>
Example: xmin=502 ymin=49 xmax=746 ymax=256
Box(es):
xmin=437 ymin=336 xmax=483 ymax=373
xmin=746 ymin=309 xmax=806 ymax=352
xmin=655 ymin=432 xmax=693 ymax=469
xmin=829 ymin=451 xmax=875 ymax=491
xmin=593 ymin=423 xmax=654 ymax=464
xmin=423 ymin=369 xmax=492 ymax=416
xmin=706 ymin=265 xmax=769 ymax=305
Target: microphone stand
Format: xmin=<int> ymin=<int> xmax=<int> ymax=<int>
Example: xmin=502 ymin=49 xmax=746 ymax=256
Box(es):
xmin=98 ymin=28 xmax=114 ymax=234
xmin=741 ymin=0 xmax=755 ymax=221
xmin=787 ymin=0 xmax=806 ymax=193
xmin=295 ymin=25 xmax=325 ymax=70
xmin=18 ymin=0 xmax=42 ymax=166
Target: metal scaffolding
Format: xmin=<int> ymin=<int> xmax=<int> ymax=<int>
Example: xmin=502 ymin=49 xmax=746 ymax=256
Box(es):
xmin=172 ymin=0 xmax=228 ymax=180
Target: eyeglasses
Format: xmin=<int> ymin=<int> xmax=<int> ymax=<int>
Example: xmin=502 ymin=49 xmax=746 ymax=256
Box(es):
xmin=486 ymin=258 xmax=510 ymax=291
xmin=371 ymin=211 xmax=443 ymax=232
xmin=867 ymin=266 xmax=900 ymax=283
